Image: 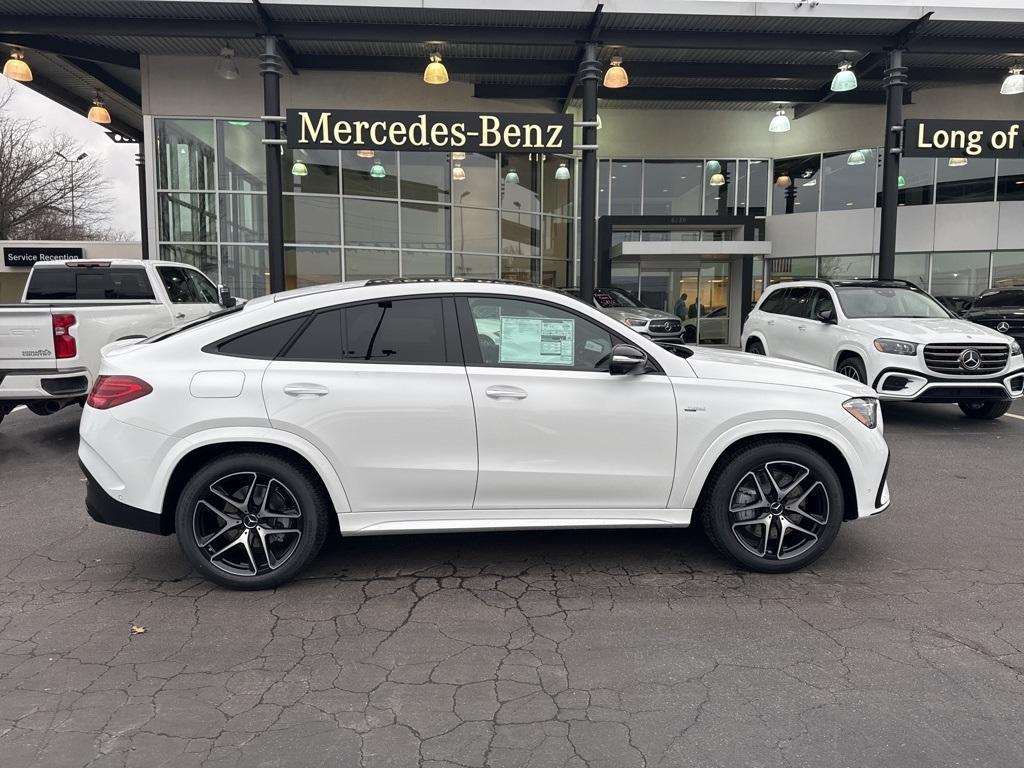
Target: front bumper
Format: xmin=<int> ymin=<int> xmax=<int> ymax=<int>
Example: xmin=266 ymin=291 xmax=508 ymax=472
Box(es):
xmin=79 ymin=460 xmax=170 ymax=535
xmin=873 ymin=367 xmax=1024 ymax=403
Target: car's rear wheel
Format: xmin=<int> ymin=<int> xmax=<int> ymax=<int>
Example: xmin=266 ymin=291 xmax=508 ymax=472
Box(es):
xmin=958 ymin=398 xmax=1012 ymax=420
xmin=701 ymin=441 xmax=844 ymax=573
xmin=746 ymin=339 xmax=765 ymax=355
xmin=175 ymin=451 xmax=330 ymax=589
xmin=837 ymin=356 xmax=867 ymax=384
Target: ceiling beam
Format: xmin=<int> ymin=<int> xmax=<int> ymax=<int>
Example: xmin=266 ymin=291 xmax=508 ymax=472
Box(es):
xmin=0 ymin=34 xmax=138 ymax=68
xmin=560 ymin=3 xmax=604 ymax=114
xmin=64 ymin=57 xmax=141 ymax=106
xmin=19 ymin=73 xmax=142 ymax=140
xmin=250 ymin=0 xmax=298 ymax=75
xmin=475 ymin=84 xmax=904 ymax=104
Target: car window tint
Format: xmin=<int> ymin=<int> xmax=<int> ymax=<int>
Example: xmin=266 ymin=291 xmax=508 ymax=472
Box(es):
xmin=186 ymin=269 xmax=220 ymax=304
xmin=783 ymin=287 xmax=814 ymax=318
xmin=158 ymin=266 xmax=199 ymax=304
xmin=811 ymin=289 xmax=835 ymax=317
xmin=759 ymin=288 xmax=788 ymax=314
xmin=215 ymin=315 xmax=308 ymax=358
xmin=466 ymin=296 xmax=613 ymax=371
xmin=282 ymin=309 xmax=343 ymax=360
xmin=25 ymin=267 xmax=155 ymax=300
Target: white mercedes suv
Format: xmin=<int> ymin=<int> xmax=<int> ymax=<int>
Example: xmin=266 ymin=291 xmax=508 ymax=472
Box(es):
xmin=79 ymin=279 xmax=890 ymax=589
xmin=742 ymin=279 xmax=1024 ymax=419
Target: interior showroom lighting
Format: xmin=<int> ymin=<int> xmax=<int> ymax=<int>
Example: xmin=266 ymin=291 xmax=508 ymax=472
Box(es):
xmin=451 ymin=151 xmax=466 ymax=161
xmin=847 ymin=149 xmax=867 ymax=165
xmin=369 ymin=159 xmax=387 ymax=178
xmin=423 ymin=52 xmax=448 ymax=85
xmin=898 ymin=174 xmax=907 ymax=188
xmin=831 ymin=61 xmax=857 ymax=92
xmin=356 ymin=149 xmax=375 ymax=159
xmin=2 ymin=48 xmax=32 ymax=82
xmin=87 ymin=91 xmax=111 ymax=124
xmin=948 ymin=157 xmax=968 ymax=167
xmin=1001 ymin=66 xmax=1024 ymax=95
xmin=768 ymin=109 xmax=791 ymax=133
xmin=603 ymin=54 xmax=628 ymax=89
xmin=291 ymin=160 xmax=308 ymax=176
xmin=555 ymin=162 xmax=571 ymax=180
xmin=709 ymin=172 xmax=726 ymax=186
xmin=504 ymin=168 xmax=520 ymax=184
xmin=216 ymin=47 xmax=239 ymax=80
xmin=776 ymin=174 xmax=792 ymax=188
xmin=706 ymin=159 xmax=722 ymax=174
xmin=452 ymin=162 xmax=466 ymax=181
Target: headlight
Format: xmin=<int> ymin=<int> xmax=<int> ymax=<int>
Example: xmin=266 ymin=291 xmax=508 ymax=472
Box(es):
xmin=1011 ymin=341 xmax=1022 ymax=356
xmin=873 ymin=338 xmax=917 ymax=355
xmin=622 ymin=317 xmax=648 ymax=328
xmin=843 ymin=397 xmax=878 ymax=429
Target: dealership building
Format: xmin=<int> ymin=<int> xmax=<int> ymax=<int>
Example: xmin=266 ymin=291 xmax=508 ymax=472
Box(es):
xmin=3 ymin=0 xmax=1024 ymax=346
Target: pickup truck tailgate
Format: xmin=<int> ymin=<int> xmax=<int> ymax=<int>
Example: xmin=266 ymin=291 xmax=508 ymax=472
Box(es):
xmin=0 ymin=308 xmax=55 ymax=368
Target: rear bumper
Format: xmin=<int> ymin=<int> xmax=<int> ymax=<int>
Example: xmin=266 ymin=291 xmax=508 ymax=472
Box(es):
xmin=79 ymin=459 xmax=170 ymax=535
xmin=873 ymin=366 xmax=1024 ymax=403
xmin=0 ymin=367 xmax=90 ymax=403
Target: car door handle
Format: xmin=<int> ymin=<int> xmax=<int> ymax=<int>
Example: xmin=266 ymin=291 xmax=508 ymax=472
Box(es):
xmin=174 ymin=312 xmax=186 ymax=319
xmin=283 ymin=383 xmax=329 ymax=397
xmin=485 ymin=385 xmax=528 ymax=400
xmin=766 ymin=319 xmax=775 ymax=326
xmin=797 ymin=324 xmax=807 ymax=331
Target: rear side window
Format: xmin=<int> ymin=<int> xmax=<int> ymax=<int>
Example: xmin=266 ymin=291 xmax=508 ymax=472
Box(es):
xmin=759 ymin=288 xmax=788 ymax=314
xmin=282 ymin=297 xmax=448 ymax=364
xmin=26 ymin=267 xmax=155 ymax=300
xmin=213 ymin=315 xmax=309 ymax=359
xmin=783 ymin=287 xmax=814 ymax=318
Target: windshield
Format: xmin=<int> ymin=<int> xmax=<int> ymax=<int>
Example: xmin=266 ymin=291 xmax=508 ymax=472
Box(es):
xmin=594 ymin=287 xmax=644 ymax=308
xmin=973 ymin=289 xmax=1024 ymax=309
xmin=836 ymin=287 xmax=951 ymax=319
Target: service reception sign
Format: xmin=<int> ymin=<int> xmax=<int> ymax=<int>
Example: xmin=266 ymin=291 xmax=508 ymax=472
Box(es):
xmin=903 ymin=119 xmax=1024 ymax=159
xmin=3 ymin=246 xmax=83 ymax=268
xmin=287 ymin=109 xmax=574 ymax=153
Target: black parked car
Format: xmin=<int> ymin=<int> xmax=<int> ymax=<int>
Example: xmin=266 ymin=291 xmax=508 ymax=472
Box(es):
xmin=962 ymin=287 xmax=1024 ymax=346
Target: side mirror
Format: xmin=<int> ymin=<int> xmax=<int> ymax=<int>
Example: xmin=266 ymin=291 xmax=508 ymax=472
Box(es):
xmin=218 ymin=284 xmax=237 ymax=309
xmin=609 ymin=343 xmax=648 ymax=376
xmin=816 ymin=308 xmax=837 ymax=324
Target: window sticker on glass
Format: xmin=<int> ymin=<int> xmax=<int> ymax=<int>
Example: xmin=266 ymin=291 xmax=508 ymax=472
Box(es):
xmin=498 ymin=316 xmax=575 ymax=366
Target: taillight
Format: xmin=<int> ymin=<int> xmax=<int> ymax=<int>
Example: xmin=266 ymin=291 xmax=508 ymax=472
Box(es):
xmin=87 ymin=376 xmax=153 ymax=409
xmin=52 ymin=314 xmax=77 ymax=359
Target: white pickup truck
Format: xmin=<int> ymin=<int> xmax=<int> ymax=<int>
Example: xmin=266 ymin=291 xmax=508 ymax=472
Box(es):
xmin=0 ymin=259 xmax=235 ymax=427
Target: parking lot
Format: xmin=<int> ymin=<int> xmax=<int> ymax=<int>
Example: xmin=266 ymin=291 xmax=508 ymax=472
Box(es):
xmin=1 ymin=402 xmax=1023 ymax=768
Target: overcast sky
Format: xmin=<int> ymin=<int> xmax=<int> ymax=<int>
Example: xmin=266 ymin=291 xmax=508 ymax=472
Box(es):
xmin=5 ymin=81 xmax=141 ymax=239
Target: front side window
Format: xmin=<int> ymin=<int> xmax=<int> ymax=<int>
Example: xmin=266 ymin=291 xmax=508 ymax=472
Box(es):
xmin=158 ymin=266 xmax=199 ymax=304
xmin=809 ymin=288 xmax=836 ymax=318
xmin=836 ymin=287 xmax=950 ymax=318
xmin=464 ymin=296 xmax=613 ymax=370
xmin=282 ymin=297 xmax=447 ymax=364
xmin=186 ymin=269 xmax=220 ymax=303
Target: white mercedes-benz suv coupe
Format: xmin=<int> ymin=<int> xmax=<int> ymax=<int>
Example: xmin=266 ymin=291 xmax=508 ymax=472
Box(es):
xmin=742 ymin=279 xmax=1024 ymax=419
xmin=79 ymin=279 xmax=890 ymax=589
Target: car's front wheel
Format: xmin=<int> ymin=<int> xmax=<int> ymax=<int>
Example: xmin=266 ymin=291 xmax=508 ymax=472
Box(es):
xmin=175 ymin=451 xmax=331 ymax=589
xmin=746 ymin=339 xmax=765 ymax=355
xmin=701 ymin=441 xmax=844 ymax=573
xmin=958 ymin=398 xmax=1012 ymax=420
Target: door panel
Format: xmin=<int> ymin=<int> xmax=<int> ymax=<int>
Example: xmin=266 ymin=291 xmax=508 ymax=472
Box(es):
xmin=156 ymin=266 xmax=219 ymax=325
xmin=799 ymin=288 xmax=840 ymax=368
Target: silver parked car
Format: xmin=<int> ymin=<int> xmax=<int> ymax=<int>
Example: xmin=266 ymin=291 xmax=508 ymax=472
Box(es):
xmin=570 ymin=287 xmax=683 ymax=340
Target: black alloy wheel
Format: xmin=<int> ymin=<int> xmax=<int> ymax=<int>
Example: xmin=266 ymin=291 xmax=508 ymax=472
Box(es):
xmin=747 ymin=339 xmax=766 ymax=355
xmin=837 ymin=356 xmax=867 ymax=383
xmin=701 ymin=441 xmax=844 ymax=573
xmin=175 ymin=452 xmax=330 ymax=589
xmin=958 ymin=398 xmax=1012 ymax=420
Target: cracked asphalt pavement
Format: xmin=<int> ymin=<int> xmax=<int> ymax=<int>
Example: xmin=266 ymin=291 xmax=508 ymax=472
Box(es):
xmin=1 ymin=402 xmax=1023 ymax=768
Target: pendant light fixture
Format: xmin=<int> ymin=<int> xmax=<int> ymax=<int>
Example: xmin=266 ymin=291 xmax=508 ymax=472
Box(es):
xmin=356 ymin=149 xmax=375 ymax=159
xmin=554 ymin=162 xmax=571 ymax=181
xmin=1000 ymin=66 xmax=1024 ymax=95
xmin=603 ymin=53 xmax=628 ymax=89
xmin=369 ymin=159 xmax=387 ymax=179
xmin=709 ymin=172 xmax=725 ymax=187
xmin=452 ymin=163 xmax=466 ymax=181
xmin=291 ymin=160 xmax=308 ymax=177
xmin=776 ymin=174 xmax=792 ymax=188
xmin=830 ymin=61 xmax=857 ymax=92
xmin=898 ymin=175 xmax=906 ymax=189
xmin=216 ymin=47 xmax=239 ymax=81
xmin=2 ymin=48 xmax=32 ymax=82
xmin=948 ymin=157 xmax=968 ymax=168
xmin=846 ymin=149 xmax=867 ymax=166
xmin=706 ymin=159 xmax=722 ymax=174
xmin=768 ymin=109 xmax=790 ymax=133
xmin=504 ymin=168 xmax=520 ymax=185
xmin=87 ymin=91 xmax=111 ymax=125
xmin=423 ymin=51 xmax=448 ymax=85
xmin=451 ymin=151 xmax=466 ymax=161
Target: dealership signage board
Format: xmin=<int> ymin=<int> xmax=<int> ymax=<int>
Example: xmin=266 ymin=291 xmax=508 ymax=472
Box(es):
xmin=903 ymin=119 xmax=1024 ymax=158
xmin=287 ymin=109 xmax=574 ymax=153
xmin=3 ymin=246 xmax=84 ymax=268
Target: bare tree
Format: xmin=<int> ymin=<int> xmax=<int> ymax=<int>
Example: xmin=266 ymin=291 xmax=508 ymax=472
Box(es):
xmin=0 ymin=84 xmax=123 ymax=241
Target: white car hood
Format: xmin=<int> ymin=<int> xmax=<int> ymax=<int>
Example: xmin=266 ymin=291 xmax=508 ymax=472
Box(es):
xmin=600 ymin=306 xmax=676 ymax=321
xmin=846 ymin=317 xmax=1012 ymax=344
xmin=684 ymin=346 xmax=874 ymax=398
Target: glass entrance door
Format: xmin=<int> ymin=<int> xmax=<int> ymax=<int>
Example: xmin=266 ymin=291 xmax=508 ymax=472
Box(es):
xmin=696 ymin=262 xmax=730 ymax=345
xmin=628 ymin=262 xmax=731 ymax=345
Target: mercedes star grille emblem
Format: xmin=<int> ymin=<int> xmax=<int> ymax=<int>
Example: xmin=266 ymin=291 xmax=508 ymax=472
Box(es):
xmin=996 ymin=321 xmax=1011 ymax=333
xmin=959 ymin=348 xmax=982 ymax=370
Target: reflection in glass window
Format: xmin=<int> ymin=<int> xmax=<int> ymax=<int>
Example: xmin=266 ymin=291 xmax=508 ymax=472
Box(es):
xmin=894 ymin=253 xmax=929 ymax=289
xmin=284 ymin=195 xmax=340 ymax=244
xmin=454 ymin=207 xmax=499 ymax=253
xmin=156 ymin=118 xmax=215 ymax=190
xmin=158 ymin=193 xmax=217 ymax=242
xmin=542 ymin=259 xmax=572 ymax=289
xmin=822 ymin=149 xmax=876 ymax=211
xmin=400 ymin=152 xmax=451 ymax=203
xmin=751 ymin=256 xmax=764 ymax=303
xmin=997 ymin=158 xmax=1024 ymax=202
xmin=611 ymin=231 xmax=640 ymax=247
xmin=747 ymin=161 xmax=769 ymax=216
xmin=401 ymin=203 xmax=451 ymax=250
xmin=542 ymin=217 xmax=573 ymax=261
xmin=500 ymin=155 xmax=539 ymax=212
xmin=455 ymin=253 xmax=498 ymax=278
xmin=403 ymin=250 xmax=451 ymax=277
xmin=610 ymin=160 xmax=642 ymax=215
xmin=221 ymin=245 xmax=268 ymax=299
xmin=704 ymin=160 xmax=736 ymax=217
xmin=642 ymin=160 xmax=703 ymax=216
xmin=598 ymin=160 xmax=610 ymax=215
xmin=930 ymin=251 xmax=990 ymax=298
xmin=879 ymin=156 xmax=935 ymax=207
xmin=219 ymin=194 xmax=267 ymax=243
xmin=500 ymin=256 xmax=540 ymax=284
xmin=768 ymin=256 xmax=817 ymax=284
xmin=285 ymin=247 xmax=342 ymax=288
xmin=542 ymin=155 xmax=574 ymax=216
xmin=819 ymin=254 xmax=874 ymax=278
xmin=342 ymin=150 xmax=398 ymax=198
xmin=345 ymin=248 xmax=399 ymax=279
xmin=455 ymin=153 xmax=498 ymax=209
xmin=344 ymin=199 xmax=399 ymax=247
xmin=772 ymin=155 xmax=821 ymax=214
xmin=991 ymin=251 xmax=1024 ymax=288
xmin=935 ymin=158 xmax=995 ymax=204
xmin=283 ymin=148 xmax=339 ymax=195
xmin=218 ymin=120 xmax=265 ymax=192
xmin=611 ymin=263 xmax=640 ymax=296
xmin=501 ymin=210 xmax=540 ymax=257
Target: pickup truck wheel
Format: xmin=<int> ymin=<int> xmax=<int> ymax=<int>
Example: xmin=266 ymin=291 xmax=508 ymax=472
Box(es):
xmin=837 ymin=356 xmax=867 ymax=384
xmin=175 ymin=452 xmax=330 ymax=590
xmin=701 ymin=441 xmax=844 ymax=573
xmin=746 ymin=339 xmax=765 ymax=355
xmin=958 ymin=398 xmax=1012 ymax=420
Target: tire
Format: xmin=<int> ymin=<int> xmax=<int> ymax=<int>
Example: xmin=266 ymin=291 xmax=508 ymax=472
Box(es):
xmin=958 ymin=398 xmax=1012 ymax=420
xmin=700 ymin=441 xmax=844 ymax=573
xmin=836 ymin=355 xmax=867 ymax=384
xmin=174 ymin=451 xmax=331 ymax=590
xmin=746 ymin=339 xmax=765 ymax=355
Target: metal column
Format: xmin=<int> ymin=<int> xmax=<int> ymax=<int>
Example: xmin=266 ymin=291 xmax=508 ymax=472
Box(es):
xmin=261 ymin=36 xmax=286 ymax=294
xmin=136 ymin=152 xmax=149 ymax=259
xmin=878 ymin=48 xmax=907 ymax=281
xmin=577 ymin=44 xmax=601 ymax=303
